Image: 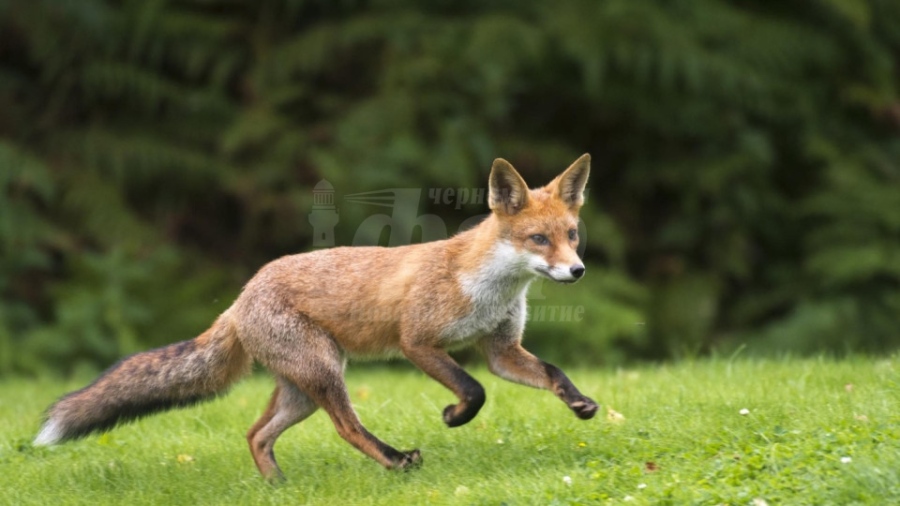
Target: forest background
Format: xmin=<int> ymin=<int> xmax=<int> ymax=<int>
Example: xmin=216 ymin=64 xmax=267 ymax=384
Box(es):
xmin=1 ymin=0 xmax=898 ymax=376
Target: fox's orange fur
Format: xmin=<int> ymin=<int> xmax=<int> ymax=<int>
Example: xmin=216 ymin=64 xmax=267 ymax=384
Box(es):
xmin=36 ymin=155 xmax=598 ymax=481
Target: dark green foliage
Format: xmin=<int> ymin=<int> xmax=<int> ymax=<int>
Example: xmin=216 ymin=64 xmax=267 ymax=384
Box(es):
xmin=1 ymin=0 xmax=898 ymax=375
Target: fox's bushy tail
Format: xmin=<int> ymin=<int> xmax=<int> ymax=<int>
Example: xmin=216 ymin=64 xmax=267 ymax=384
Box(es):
xmin=34 ymin=316 xmax=251 ymax=445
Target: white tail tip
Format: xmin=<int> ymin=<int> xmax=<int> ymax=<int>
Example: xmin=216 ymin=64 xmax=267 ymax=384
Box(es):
xmin=34 ymin=419 xmax=63 ymax=446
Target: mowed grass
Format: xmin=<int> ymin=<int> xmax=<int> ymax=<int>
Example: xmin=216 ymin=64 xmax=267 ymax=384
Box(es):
xmin=2 ymin=358 xmax=899 ymax=505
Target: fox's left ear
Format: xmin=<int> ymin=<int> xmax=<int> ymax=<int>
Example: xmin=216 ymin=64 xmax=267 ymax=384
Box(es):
xmin=554 ymin=153 xmax=591 ymax=210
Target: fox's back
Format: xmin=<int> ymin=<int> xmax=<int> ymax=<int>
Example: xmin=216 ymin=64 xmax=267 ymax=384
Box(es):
xmin=232 ymin=240 xmax=469 ymax=357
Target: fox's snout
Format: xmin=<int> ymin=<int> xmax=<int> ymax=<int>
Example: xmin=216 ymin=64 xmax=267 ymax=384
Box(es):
xmin=532 ymin=259 xmax=585 ymax=283
xmin=570 ymin=264 xmax=585 ymax=279
xmin=552 ymin=261 xmax=585 ymax=283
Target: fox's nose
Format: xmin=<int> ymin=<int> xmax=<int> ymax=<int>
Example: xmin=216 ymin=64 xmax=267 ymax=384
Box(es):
xmin=570 ymin=265 xmax=585 ymax=279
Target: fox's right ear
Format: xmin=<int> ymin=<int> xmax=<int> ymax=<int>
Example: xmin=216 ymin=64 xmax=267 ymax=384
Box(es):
xmin=489 ymin=158 xmax=530 ymax=215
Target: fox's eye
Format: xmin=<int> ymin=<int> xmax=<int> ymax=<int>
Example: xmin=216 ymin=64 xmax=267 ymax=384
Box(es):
xmin=568 ymin=229 xmax=578 ymax=241
xmin=531 ymin=234 xmax=549 ymax=246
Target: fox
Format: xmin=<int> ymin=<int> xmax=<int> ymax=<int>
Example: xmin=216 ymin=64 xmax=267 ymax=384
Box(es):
xmin=35 ymin=154 xmax=599 ymax=481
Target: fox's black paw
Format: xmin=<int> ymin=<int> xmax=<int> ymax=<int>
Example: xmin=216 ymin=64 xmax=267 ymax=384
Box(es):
xmin=442 ymin=398 xmax=483 ymax=427
xmin=396 ymin=449 xmax=422 ymax=471
xmin=569 ymin=397 xmax=599 ymax=420
xmin=443 ymin=404 xmax=468 ymax=427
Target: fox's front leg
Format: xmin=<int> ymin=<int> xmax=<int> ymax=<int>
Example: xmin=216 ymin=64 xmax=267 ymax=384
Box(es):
xmin=480 ymin=336 xmax=598 ymax=420
xmin=401 ymin=343 xmax=485 ymax=427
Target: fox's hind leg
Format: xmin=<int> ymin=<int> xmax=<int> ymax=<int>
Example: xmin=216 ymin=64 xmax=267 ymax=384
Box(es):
xmin=247 ymin=377 xmax=318 ymax=482
xmin=245 ymin=315 xmax=421 ymax=473
xmin=296 ymin=365 xmax=421 ymax=470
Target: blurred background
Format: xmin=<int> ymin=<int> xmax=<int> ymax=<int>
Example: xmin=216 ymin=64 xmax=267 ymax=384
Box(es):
xmin=1 ymin=0 xmax=898 ymax=377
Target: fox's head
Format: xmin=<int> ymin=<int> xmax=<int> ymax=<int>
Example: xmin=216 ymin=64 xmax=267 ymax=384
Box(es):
xmin=488 ymin=154 xmax=590 ymax=284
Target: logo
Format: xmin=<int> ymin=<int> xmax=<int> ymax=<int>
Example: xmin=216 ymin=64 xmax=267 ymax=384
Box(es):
xmin=307 ymin=180 xmax=340 ymax=247
xmin=307 ymin=181 xmax=589 ymax=308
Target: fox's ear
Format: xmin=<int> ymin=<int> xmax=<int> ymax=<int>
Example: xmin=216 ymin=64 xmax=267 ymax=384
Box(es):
xmin=554 ymin=153 xmax=591 ymax=210
xmin=489 ymin=158 xmax=530 ymax=215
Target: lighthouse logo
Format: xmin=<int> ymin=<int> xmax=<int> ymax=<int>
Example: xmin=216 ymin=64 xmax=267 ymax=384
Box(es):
xmin=308 ymin=180 xmax=339 ymax=247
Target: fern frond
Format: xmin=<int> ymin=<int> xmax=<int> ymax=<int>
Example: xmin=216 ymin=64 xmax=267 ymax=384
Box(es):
xmin=80 ymin=61 xmax=233 ymax=116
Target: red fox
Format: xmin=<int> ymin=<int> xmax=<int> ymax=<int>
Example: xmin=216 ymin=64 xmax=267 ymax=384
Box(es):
xmin=35 ymin=154 xmax=598 ymax=481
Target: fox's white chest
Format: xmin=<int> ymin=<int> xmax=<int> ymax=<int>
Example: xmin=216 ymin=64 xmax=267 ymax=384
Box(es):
xmin=441 ymin=242 xmax=533 ymax=342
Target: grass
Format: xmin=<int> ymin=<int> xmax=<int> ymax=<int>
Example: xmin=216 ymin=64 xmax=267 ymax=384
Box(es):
xmin=1 ymin=357 xmax=899 ymax=505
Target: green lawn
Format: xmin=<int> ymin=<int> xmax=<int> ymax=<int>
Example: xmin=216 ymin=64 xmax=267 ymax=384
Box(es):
xmin=2 ymin=358 xmax=899 ymax=505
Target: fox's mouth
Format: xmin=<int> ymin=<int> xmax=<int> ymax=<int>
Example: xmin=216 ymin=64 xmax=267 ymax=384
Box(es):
xmin=533 ymin=267 xmax=580 ymax=284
